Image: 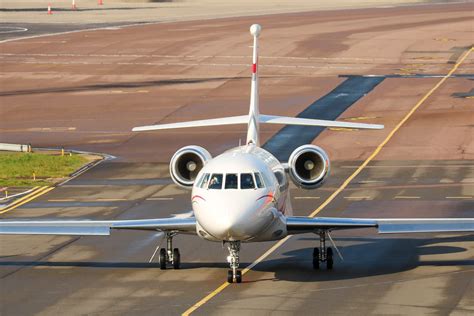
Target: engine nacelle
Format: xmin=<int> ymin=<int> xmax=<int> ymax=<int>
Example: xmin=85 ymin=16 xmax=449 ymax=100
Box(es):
xmin=170 ymin=145 xmax=212 ymax=188
xmin=288 ymin=144 xmax=330 ymax=189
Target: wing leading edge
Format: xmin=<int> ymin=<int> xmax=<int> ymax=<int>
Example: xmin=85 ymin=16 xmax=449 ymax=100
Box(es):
xmin=0 ymin=217 xmax=196 ymax=236
xmin=286 ymin=217 xmax=474 ymax=234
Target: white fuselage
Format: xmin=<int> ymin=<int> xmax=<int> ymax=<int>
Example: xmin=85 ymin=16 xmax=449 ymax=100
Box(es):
xmin=191 ymin=144 xmax=290 ymax=242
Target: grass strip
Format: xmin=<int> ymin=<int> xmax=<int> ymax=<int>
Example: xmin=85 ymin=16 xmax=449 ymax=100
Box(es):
xmin=0 ymin=152 xmax=88 ymax=186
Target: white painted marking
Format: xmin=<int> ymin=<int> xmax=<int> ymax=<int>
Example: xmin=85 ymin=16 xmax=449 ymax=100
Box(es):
xmin=0 ymin=27 xmax=28 ymax=34
xmin=445 ymin=196 xmax=472 ymax=199
xmin=394 ymin=196 xmax=420 ymax=199
xmin=47 ymin=198 xmax=127 ymax=202
xmin=343 ymin=196 xmax=373 ymax=200
xmin=1 ymin=59 xmax=380 ymax=71
xmin=341 ymin=165 xmax=474 ymax=169
xmin=149 ymin=244 xmax=161 ymax=263
xmin=146 ymin=197 xmax=174 ymax=201
xmin=294 ymin=196 xmax=320 ymax=200
xmin=357 ymin=180 xmax=384 ymax=184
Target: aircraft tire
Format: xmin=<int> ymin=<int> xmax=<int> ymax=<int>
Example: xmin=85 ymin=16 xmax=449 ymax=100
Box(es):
xmin=312 ymin=247 xmax=319 ymax=269
xmin=327 ymin=247 xmax=333 ymax=270
xmin=227 ymin=270 xmax=234 ymax=283
xmin=173 ymin=248 xmax=180 ymax=269
xmin=159 ymin=248 xmax=167 ymax=270
xmin=235 ymin=270 xmax=242 ymax=283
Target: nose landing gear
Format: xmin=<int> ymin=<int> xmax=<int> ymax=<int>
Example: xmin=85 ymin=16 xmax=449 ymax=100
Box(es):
xmin=312 ymin=231 xmax=333 ymax=270
xmin=159 ymin=232 xmax=181 ymax=270
xmin=226 ymin=241 xmax=242 ymax=283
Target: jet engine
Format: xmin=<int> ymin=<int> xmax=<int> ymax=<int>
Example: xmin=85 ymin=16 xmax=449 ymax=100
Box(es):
xmin=288 ymin=144 xmax=330 ymax=189
xmin=170 ymin=145 xmax=212 ymax=188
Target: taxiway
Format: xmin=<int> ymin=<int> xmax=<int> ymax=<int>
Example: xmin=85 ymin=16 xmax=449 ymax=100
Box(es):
xmin=0 ymin=3 xmax=473 ymax=315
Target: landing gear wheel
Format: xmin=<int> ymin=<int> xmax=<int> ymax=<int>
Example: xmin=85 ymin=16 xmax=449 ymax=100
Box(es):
xmin=173 ymin=248 xmax=180 ymax=269
xmin=159 ymin=248 xmax=167 ymax=270
xmin=227 ymin=270 xmax=234 ymax=283
xmin=235 ymin=270 xmax=242 ymax=283
xmin=312 ymin=247 xmax=320 ymax=270
xmin=326 ymin=247 xmax=333 ymax=270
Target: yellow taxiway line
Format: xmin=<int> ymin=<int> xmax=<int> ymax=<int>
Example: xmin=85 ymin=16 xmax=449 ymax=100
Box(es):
xmin=181 ymin=47 xmax=473 ymax=316
xmin=0 ymin=186 xmax=55 ymax=215
xmin=0 ymin=186 xmax=41 ymax=211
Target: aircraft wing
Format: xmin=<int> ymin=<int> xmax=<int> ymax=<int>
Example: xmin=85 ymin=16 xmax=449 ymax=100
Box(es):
xmin=286 ymin=217 xmax=474 ymax=234
xmin=0 ymin=217 xmax=196 ymax=236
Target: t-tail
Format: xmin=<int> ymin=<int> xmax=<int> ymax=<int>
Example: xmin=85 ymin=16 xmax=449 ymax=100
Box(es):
xmin=132 ymin=24 xmax=384 ymax=145
xmin=247 ymin=24 xmax=261 ymax=146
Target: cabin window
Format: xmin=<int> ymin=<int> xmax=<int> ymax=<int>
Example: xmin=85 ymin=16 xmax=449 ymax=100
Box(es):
xmin=198 ymin=173 xmax=210 ymax=188
xmin=208 ymin=174 xmax=223 ymax=189
xmin=225 ymin=174 xmax=238 ymax=189
xmin=241 ymin=173 xmax=255 ymax=189
xmin=254 ymin=172 xmax=265 ymax=188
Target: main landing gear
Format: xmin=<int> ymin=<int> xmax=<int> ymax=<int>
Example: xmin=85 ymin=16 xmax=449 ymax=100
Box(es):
xmin=159 ymin=232 xmax=180 ymax=270
xmin=226 ymin=241 xmax=242 ymax=283
xmin=312 ymin=231 xmax=333 ymax=270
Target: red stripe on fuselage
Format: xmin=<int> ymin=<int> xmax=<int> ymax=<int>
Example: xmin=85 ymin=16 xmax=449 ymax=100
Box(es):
xmin=252 ymin=63 xmax=257 ymax=73
xmin=192 ymin=195 xmax=206 ymax=202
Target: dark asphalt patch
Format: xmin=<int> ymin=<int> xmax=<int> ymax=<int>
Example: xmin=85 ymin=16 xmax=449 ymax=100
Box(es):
xmin=344 ymin=74 xmax=474 ymax=79
xmin=0 ymin=22 xmax=146 ymax=41
xmin=263 ymin=76 xmax=385 ymax=161
xmin=70 ymin=178 xmax=173 ymax=186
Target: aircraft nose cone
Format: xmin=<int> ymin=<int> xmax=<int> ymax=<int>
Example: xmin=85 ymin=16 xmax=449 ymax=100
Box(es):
xmin=193 ymin=192 xmax=274 ymax=241
xmin=199 ymin=202 xmax=252 ymax=240
xmin=214 ymin=211 xmax=246 ymax=239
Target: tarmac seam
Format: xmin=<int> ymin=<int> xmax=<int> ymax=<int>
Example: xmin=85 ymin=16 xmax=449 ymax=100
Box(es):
xmin=181 ymin=46 xmax=473 ymax=316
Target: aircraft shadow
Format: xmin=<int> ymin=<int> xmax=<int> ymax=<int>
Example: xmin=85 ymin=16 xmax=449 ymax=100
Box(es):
xmin=0 ymin=261 xmax=228 ymax=269
xmin=258 ymin=234 xmax=474 ymax=282
xmin=0 ymin=235 xmax=472 ymax=283
xmin=0 ymin=77 xmax=246 ymax=97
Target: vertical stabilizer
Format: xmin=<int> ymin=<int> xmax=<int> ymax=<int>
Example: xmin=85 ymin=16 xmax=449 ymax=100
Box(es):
xmin=246 ymin=24 xmax=261 ymax=146
xmin=132 ymin=24 xmax=384 ymax=136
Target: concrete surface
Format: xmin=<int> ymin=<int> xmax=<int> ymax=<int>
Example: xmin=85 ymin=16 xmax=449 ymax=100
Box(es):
xmin=2 ymin=0 xmax=466 ymax=24
xmin=0 ymin=2 xmax=473 ymax=315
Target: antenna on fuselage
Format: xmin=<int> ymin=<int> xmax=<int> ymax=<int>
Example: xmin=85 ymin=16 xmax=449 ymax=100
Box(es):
xmin=246 ymin=24 xmax=262 ymax=147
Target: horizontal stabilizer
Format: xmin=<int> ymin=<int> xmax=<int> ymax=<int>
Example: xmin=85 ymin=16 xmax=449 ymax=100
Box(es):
xmin=260 ymin=115 xmax=384 ymax=130
xmin=132 ymin=115 xmax=248 ymax=132
xmin=132 ymin=114 xmax=383 ymax=132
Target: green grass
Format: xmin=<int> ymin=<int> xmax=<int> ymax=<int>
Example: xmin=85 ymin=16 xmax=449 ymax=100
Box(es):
xmin=0 ymin=152 xmax=89 ymax=187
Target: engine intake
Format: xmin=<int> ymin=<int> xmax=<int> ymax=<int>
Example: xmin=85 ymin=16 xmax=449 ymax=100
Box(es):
xmin=170 ymin=145 xmax=211 ymax=188
xmin=288 ymin=145 xmax=330 ymax=189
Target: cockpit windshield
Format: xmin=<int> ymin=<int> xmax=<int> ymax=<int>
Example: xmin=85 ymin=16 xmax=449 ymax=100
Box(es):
xmin=198 ymin=172 xmax=265 ymax=190
xmin=241 ymin=173 xmax=255 ymax=189
xmin=225 ymin=174 xmax=238 ymax=189
xmin=254 ymin=172 xmax=265 ymax=188
xmin=198 ymin=173 xmax=210 ymax=188
xmin=208 ymin=174 xmax=223 ymax=189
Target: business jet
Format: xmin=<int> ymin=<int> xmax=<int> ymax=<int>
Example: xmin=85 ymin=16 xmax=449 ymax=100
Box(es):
xmin=1 ymin=24 xmax=473 ymax=284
